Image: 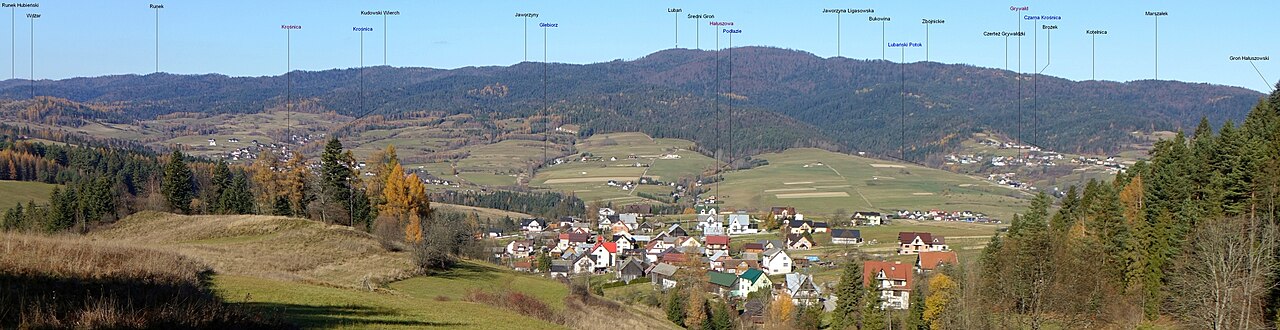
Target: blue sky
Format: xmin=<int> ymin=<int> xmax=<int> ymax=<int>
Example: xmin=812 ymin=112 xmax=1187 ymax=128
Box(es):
xmin=13 ymin=0 xmax=1280 ymax=93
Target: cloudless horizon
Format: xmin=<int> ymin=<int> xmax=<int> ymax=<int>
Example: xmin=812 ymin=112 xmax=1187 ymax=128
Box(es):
xmin=9 ymin=0 xmax=1280 ymax=93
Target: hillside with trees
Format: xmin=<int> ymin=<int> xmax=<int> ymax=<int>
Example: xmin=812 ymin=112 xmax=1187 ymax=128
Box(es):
xmin=0 ymin=47 xmax=1260 ymax=163
xmin=862 ymin=85 xmax=1280 ymax=329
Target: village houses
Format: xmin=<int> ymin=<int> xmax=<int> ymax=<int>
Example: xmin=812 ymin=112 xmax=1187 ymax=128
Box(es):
xmin=897 ymin=232 xmax=949 ymax=254
xmin=864 ymin=260 xmax=913 ymax=310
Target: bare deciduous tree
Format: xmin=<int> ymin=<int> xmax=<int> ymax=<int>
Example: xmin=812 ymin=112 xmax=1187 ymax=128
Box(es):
xmin=1169 ymin=217 xmax=1278 ymax=330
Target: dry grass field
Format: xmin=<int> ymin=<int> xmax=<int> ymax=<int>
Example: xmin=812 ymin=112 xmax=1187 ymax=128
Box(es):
xmin=0 ymin=233 xmax=284 ymax=328
xmin=90 ymin=211 xmax=415 ymax=289
xmin=58 ymin=211 xmax=679 ymax=329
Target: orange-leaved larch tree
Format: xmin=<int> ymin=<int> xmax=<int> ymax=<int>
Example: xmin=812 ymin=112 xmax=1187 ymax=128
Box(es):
xmin=770 ymin=291 xmax=795 ymax=327
xmin=381 ymin=163 xmax=431 ymax=239
xmin=405 ymin=213 xmax=424 ymax=243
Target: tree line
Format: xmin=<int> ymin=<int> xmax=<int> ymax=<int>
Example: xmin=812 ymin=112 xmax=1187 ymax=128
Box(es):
xmin=431 ymin=189 xmax=585 ymax=220
xmin=646 ymin=83 xmax=1280 ymax=330
xmin=838 ymin=83 xmax=1280 ymax=329
xmin=0 ymin=132 xmax=580 ymax=273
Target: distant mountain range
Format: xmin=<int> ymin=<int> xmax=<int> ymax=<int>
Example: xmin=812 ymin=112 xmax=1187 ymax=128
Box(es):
xmin=0 ymin=46 xmax=1264 ymax=161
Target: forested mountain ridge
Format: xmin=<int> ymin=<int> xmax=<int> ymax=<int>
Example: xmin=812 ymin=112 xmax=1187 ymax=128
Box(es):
xmin=0 ymin=47 xmax=1261 ymax=160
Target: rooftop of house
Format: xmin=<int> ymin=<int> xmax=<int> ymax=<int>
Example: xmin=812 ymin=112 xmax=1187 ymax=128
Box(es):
xmin=708 ymin=271 xmax=738 ymax=287
xmin=917 ymin=251 xmax=959 ymax=270
xmin=831 ymin=228 xmax=861 ymax=239
xmin=592 ymin=241 xmax=618 ymax=253
xmin=898 ymin=232 xmax=935 ymax=245
xmin=785 ymin=234 xmax=811 ymax=244
xmin=864 ymin=260 xmax=913 ymax=289
xmin=650 ymin=263 xmax=679 ymax=276
xmin=740 ymin=268 xmax=766 ymax=282
xmin=787 ymin=220 xmax=814 ymax=228
xmin=785 ymin=273 xmax=822 ymax=295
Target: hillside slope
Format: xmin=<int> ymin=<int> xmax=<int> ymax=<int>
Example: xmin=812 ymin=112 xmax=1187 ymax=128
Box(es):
xmin=533 ymin=133 xmax=1026 ymax=219
xmin=0 ymin=47 xmax=1260 ymax=159
xmin=717 ymin=148 xmax=1028 ymax=219
xmin=0 ymin=233 xmax=284 ymax=328
xmin=89 ymin=211 xmax=678 ymax=329
xmin=91 ymin=211 xmax=414 ymax=289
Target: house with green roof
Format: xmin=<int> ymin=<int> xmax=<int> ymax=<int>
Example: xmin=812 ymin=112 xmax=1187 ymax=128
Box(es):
xmin=695 ymin=203 xmax=720 ymax=215
xmin=707 ymin=271 xmax=739 ymax=297
xmin=735 ymin=268 xmax=772 ymax=298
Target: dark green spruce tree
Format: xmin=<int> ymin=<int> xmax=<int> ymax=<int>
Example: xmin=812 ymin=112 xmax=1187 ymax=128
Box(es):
xmin=81 ymin=176 xmax=116 ymax=223
xmin=351 ymin=188 xmax=373 ymax=231
xmin=161 ymin=150 xmax=194 ymax=214
xmin=209 ymin=161 xmax=232 ymax=213
xmin=218 ymin=171 xmax=254 ymax=214
xmin=2 ymin=202 xmax=22 ymax=230
xmin=907 ymin=283 xmax=927 ymax=330
xmin=319 ymin=138 xmax=354 ymax=224
xmin=831 ymin=255 xmax=865 ymax=329
xmin=665 ymin=289 xmax=685 ymax=325
xmin=272 ymin=195 xmax=293 ymax=216
xmin=47 ymin=187 xmax=76 ymax=232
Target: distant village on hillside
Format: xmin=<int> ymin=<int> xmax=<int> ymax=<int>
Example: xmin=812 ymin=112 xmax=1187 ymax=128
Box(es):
xmin=487 ymin=203 xmax=964 ymax=321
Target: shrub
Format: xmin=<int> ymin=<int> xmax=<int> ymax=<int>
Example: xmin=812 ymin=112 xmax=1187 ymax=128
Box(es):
xmin=372 ymin=215 xmax=406 ymax=252
xmin=464 ymin=289 xmax=562 ymax=324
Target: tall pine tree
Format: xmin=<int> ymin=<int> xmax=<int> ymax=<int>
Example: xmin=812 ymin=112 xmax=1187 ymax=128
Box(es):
xmin=210 ymin=161 xmax=232 ymax=214
xmin=832 ymin=256 xmax=865 ymax=329
xmin=161 ymin=150 xmax=193 ymax=214
xmin=218 ymin=171 xmax=254 ymax=214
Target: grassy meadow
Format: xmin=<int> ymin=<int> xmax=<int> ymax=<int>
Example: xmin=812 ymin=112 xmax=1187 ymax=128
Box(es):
xmin=70 ymin=211 xmax=677 ymax=329
xmin=533 ymin=132 xmax=715 ymax=207
xmin=716 ymin=148 xmax=1030 ymax=220
xmin=0 ymin=180 xmax=58 ymax=208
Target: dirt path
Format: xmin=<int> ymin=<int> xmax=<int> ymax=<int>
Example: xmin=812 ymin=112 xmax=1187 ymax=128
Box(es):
xmin=825 ymin=163 xmax=875 ymax=208
xmin=629 ymin=158 xmax=657 ymax=197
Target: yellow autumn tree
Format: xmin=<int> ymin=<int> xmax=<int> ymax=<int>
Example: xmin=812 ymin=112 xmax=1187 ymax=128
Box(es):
xmin=250 ymin=150 xmax=283 ymax=208
xmin=684 ymin=281 xmax=707 ymax=329
xmin=283 ymin=152 xmax=312 ymax=215
xmin=405 ymin=213 xmax=424 ymax=243
xmin=923 ymin=273 xmax=957 ymax=330
xmin=382 ymin=163 xmax=431 ymax=225
xmin=463 ymin=212 xmax=480 ymax=232
xmin=769 ymin=291 xmax=795 ymax=327
xmin=1119 ymin=175 xmax=1145 ymax=226
xmin=366 ymin=144 xmax=399 ymax=205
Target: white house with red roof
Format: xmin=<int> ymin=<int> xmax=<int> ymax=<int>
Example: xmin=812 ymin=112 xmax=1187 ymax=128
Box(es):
xmin=590 ymin=241 xmax=619 ymax=272
xmin=864 ymin=260 xmax=913 ymax=309
xmin=705 ymin=235 xmax=730 ymax=256
xmin=915 ymin=251 xmax=959 ymax=273
xmin=554 ymin=232 xmax=593 ymax=253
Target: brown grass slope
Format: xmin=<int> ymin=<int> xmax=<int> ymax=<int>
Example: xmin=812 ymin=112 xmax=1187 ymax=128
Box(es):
xmin=89 ymin=211 xmax=414 ymax=289
xmin=561 ymin=292 xmax=682 ymax=330
xmin=0 ymin=233 xmax=285 ymax=329
xmin=87 ymin=211 xmax=680 ymax=330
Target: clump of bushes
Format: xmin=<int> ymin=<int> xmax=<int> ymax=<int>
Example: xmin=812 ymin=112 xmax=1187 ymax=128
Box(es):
xmin=464 ymin=289 xmax=562 ymax=324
